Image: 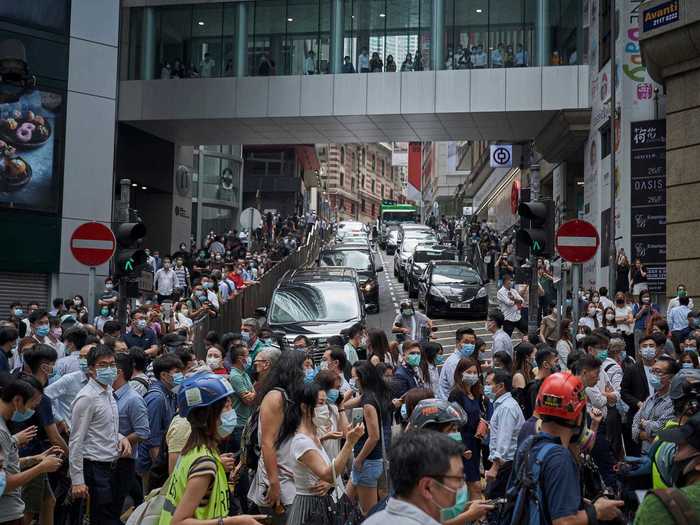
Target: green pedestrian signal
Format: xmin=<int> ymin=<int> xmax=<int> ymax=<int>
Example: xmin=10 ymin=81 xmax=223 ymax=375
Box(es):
xmin=114 ymin=222 xmax=147 ymax=278
xmin=125 ymin=258 xmax=134 ymax=271
xmin=532 ymin=240 xmax=542 ymax=252
xmin=516 ymin=201 xmax=555 ymax=258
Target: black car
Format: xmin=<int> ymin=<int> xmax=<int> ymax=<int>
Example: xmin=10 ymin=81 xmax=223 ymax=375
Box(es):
xmin=417 ymin=261 xmax=488 ymax=318
xmin=259 ymin=267 xmax=365 ymax=363
xmin=406 ymin=244 xmax=457 ymax=298
xmin=318 ymin=246 xmax=383 ymax=312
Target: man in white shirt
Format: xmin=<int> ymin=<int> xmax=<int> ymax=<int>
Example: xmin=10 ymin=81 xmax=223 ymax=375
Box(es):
xmin=70 ymin=345 xmax=131 ymax=524
xmin=358 ymin=48 xmax=370 ymax=73
xmin=153 ymin=257 xmax=178 ymax=303
xmin=46 ymin=342 xmax=94 ymax=430
xmin=497 ymin=274 xmax=526 ymax=336
xmin=438 ymin=328 xmax=477 ymax=400
xmin=668 ymin=284 xmax=694 ymax=312
xmin=304 ymin=50 xmax=316 ymax=74
xmin=343 ymin=323 xmax=363 ymax=365
xmin=199 ymin=53 xmax=215 ymax=77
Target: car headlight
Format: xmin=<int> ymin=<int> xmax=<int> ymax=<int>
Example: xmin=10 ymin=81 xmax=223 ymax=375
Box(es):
xmin=476 ymin=286 xmax=487 ymax=298
xmin=430 ymin=287 xmax=446 ymax=299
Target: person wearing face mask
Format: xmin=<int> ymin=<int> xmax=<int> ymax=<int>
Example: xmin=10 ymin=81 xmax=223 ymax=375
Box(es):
xmin=393 ymin=341 xmax=425 ymax=398
xmin=313 ymin=370 xmax=349 ymax=482
xmin=0 ymin=378 xmax=64 ymax=525
xmin=241 ymin=318 xmax=264 ymax=373
xmin=199 ymin=275 xmax=220 ymax=310
xmin=392 ymin=301 xmax=432 ymax=344
xmin=0 ymin=326 xmax=18 ymax=373
xmin=205 ymin=346 xmax=227 ymax=376
xmin=633 ymin=290 xmax=660 ymax=350
xmin=69 ymin=345 xmax=132 ymax=523
xmin=46 ymin=343 xmax=94 ymax=433
xmin=93 ymin=303 xmax=113 ymax=333
xmin=364 ymin=429 xmax=469 ymax=525
xmin=668 ymin=283 xmax=695 ymax=312
xmin=123 ymin=311 xmax=159 ymax=357
xmin=632 ymin=355 xmax=679 ymax=454
xmin=286 ymin=382 xmax=364 ymax=525
xmin=111 ymin=353 xmax=150 ymax=514
xmin=437 ymin=328 xmax=477 ymax=401
xmin=578 ymin=301 xmax=601 ymax=331
xmin=484 ymin=369 xmax=524 ymax=499
xmin=613 ymin=292 xmax=635 ymax=351
xmin=505 ymin=372 xmax=624 ymax=525
xmin=635 ymin=411 xmax=700 ymax=523
xmin=136 ymin=354 xmax=183 ymax=493
xmin=161 ymin=372 xmax=266 ymax=525
xmin=28 ymin=309 xmax=50 ymax=346
xmin=448 ymin=358 xmax=490 ymax=501
xmin=154 ymin=257 xmax=178 ymax=304
xmin=98 ymin=277 xmax=118 ymax=308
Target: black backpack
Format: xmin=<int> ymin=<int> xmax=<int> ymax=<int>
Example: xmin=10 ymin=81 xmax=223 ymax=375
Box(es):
xmin=240 ymin=387 xmax=289 ymax=472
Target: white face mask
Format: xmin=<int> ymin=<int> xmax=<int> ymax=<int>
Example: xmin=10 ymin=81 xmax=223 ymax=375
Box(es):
xmin=206 ymin=357 xmax=222 ymax=369
xmin=605 ymin=313 xmax=615 ymax=321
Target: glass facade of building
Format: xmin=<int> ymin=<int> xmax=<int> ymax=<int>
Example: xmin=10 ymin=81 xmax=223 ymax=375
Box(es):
xmin=125 ymin=0 xmax=582 ymax=80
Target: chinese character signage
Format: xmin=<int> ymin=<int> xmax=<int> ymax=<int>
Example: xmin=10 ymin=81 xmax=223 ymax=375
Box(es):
xmin=630 ymin=119 xmax=666 ymax=293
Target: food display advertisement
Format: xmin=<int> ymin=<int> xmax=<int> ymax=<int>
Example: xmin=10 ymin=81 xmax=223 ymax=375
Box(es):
xmin=0 ymin=85 xmax=63 ymax=212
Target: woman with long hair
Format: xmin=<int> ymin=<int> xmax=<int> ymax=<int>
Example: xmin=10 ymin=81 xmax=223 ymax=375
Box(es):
xmin=346 ymin=360 xmax=392 ymax=515
xmin=286 ymin=382 xmax=364 ymax=525
xmin=556 ymin=319 xmax=574 ymax=370
xmin=448 ymin=357 xmax=488 ymax=500
xmin=417 ymin=341 xmax=444 ymax=391
xmin=313 ymin=370 xmax=348 ymax=468
xmin=632 ymin=288 xmax=659 ymax=350
xmin=247 ymin=351 xmax=305 ymax=523
xmin=366 ymin=329 xmax=397 ymax=367
xmin=601 ymin=306 xmax=618 ymax=334
xmin=162 ymin=373 xmax=265 ymax=525
xmin=512 ymin=342 xmax=536 ymax=418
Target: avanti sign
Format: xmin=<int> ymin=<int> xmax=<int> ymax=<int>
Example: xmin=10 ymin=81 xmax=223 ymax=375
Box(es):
xmin=643 ymin=0 xmax=679 ymax=32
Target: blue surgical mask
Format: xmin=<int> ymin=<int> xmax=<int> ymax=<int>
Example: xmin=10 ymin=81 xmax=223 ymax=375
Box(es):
xmin=459 ymin=343 xmax=475 ymax=358
xmin=620 ymin=351 xmax=627 ymax=361
xmin=262 ymin=338 xmax=273 ymax=345
xmin=596 ymin=350 xmax=609 ymax=361
xmin=641 ymin=346 xmax=656 ymax=361
xmin=96 ymin=366 xmax=118 ymax=386
xmin=435 ymin=354 xmax=446 ymax=365
xmin=649 ymin=373 xmax=662 ymax=391
xmin=406 ymin=354 xmax=421 ymax=367
xmin=241 ymin=331 xmax=251 ymax=343
xmin=304 ymin=368 xmax=317 ymax=383
xmin=401 ymin=309 xmax=413 ymax=317
xmin=484 ymin=385 xmax=496 ymax=400
xmin=135 ymin=319 xmax=147 ymax=330
xmin=682 ymin=362 xmax=694 ymax=369
xmin=36 ymin=324 xmax=49 ymax=338
xmin=327 ymin=389 xmax=340 ymax=404
xmin=79 ymin=358 xmax=89 ymax=373
xmin=172 ymin=372 xmax=184 ymax=386
xmin=400 ymin=403 xmax=408 ymax=420
xmin=217 ymin=409 xmax=237 ymax=438
xmin=447 ymin=432 xmax=463 ymax=443
xmin=11 ymin=407 xmax=35 ymax=423
xmin=13 ymin=308 xmax=23 ymax=317
xmin=0 ymin=471 xmax=6 ymax=496
xmin=433 ymin=480 xmax=469 ymax=521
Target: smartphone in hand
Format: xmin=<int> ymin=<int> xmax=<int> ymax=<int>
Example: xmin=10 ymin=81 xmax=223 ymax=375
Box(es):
xmin=351 ymin=407 xmax=364 ymax=426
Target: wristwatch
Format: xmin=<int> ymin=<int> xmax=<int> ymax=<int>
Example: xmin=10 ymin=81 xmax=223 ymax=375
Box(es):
xmin=584 ymin=502 xmax=598 ymax=525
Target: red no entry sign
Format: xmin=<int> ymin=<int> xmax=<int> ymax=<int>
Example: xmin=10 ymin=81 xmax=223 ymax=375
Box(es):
xmin=555 ymin=220 xmax=600 ymax=263
xmin=70 ymin=222 xmax=116 ymax=267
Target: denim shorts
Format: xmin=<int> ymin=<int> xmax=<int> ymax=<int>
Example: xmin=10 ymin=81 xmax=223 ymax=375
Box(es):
xmin=351 ymin=458 xmax=384 ymax=488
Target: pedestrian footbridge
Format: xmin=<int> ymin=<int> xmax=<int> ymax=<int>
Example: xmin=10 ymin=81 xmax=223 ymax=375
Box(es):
xmin=118 ymin=66 xmax=590 ymax=145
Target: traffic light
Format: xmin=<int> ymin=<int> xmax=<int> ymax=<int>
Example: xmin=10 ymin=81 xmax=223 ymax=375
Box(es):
xmin=516 ymin=200 xmax=555 ymax=258
xmin=114 ymin=222 xmax=147 ymax=277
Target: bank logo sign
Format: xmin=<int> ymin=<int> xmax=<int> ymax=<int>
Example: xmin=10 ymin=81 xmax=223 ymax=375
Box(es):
xmin=643 ymin=0 xmax=679 ymax=32
xmin=490 ymin=144 xmax=512 ymax=168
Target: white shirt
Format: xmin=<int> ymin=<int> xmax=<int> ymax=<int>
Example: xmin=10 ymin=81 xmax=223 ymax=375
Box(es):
xmin=437 ymin=352 xmax=461 ymax=400
xmin=614 ymin=305 xmax=633 ymax=335
xmin=200 ymin=58 xmax=215 ymax=77
xmin=154 ymin=268 xmax=177 ymax=296
xmin=578 ymin=315 xmax=598 ymax=331
xmin=492 ymin=328 xmax=513 ymax=357
xmin=488 ymin=392 xmax=524 ymax=462
xmin=599 ymin=296 xmax=614 ymax=311
xmin=69 ymin=378 xmax=122 ymax=485
xmin=669 ymin=296 xmax=694 ymax=311
xmin=497 ymin=286 xmax=523 ymax=322
xmin=45 ymin=370 xmax=89 ymax=428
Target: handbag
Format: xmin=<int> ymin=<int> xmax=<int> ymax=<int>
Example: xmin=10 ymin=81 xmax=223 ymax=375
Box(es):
xmin=475 ymin=418 xmax=489 ymax=440
xmin=125 ymin=481 xmax=170 ymax=525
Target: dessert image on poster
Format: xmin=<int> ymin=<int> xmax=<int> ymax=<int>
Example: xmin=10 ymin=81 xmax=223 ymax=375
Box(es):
xmin=0 ymin=87 xmax=61 ymax=211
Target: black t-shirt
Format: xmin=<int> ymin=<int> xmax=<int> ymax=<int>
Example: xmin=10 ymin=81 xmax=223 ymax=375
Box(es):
xmin=8 ymin=381 xmax=54 ymax=456
xmin=353 ymin=393 xmax=389 ymax=460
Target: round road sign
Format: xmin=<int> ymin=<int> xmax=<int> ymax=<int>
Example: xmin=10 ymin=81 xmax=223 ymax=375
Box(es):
xmin=555 ymin=220 xmax=600 ymax=263
xmin=70 ymin=222 xmax=116 ymax=267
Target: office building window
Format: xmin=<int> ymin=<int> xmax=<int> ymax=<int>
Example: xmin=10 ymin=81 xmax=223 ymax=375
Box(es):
xmin=599 ymin=0 xmax=611 ymax=69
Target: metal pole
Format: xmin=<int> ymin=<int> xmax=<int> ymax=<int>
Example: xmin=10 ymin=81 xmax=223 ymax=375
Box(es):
xmin=88 ymin=266 xmax=96 ymax=324
xmin=608 ymin=0 xmax=617 ymax=294
xmin=141 ymin=7 xmax=157 ymax=80
xmin=331 ymin=0 xmax=344 ymax=74
xmin=432 ymin=0 xmax=445 ymax=71
xmin=117 ymin=179 xmax=131 ymax=328
xmin=536 ymin=0 xmax=551 ymax=66
xmin=235 ymin=2 xmax=249 ymax=78
xmin=528 ymin=149 xmax=541 ymax=335
xmin=572 ymin=263 xmax=581 ymax=337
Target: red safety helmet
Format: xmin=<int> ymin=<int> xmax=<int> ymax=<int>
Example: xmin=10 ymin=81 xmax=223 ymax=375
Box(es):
xmin=535 ymin=372 xmax=586 ymax=422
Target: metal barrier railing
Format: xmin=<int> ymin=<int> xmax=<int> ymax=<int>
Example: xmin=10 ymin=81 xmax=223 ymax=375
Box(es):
xmin=191 ymin=223 xmax=328 ymax=356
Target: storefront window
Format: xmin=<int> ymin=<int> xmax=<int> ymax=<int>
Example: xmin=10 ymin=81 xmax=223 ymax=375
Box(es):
xmin=201 ymin=155 xmax=240 ymax=203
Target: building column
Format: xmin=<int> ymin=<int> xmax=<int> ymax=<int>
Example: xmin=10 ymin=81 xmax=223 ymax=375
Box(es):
xmin=235 ymin=2 xmax=249 ymax=77
xmin=640 ymin=0 xmax=700 ymax=302
xmin=331 ymin=0 xmax=344 ymax=74
xmin=432 ymin=0 xmax=445 ymax=70
xmin=141 ymin=7 xmax=157 ymax=80
xmin=535 ymin=0 xmax=550 ymax=67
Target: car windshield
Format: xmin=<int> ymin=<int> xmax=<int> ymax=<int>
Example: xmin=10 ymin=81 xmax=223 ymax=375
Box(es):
xmin=414 ymin=250 xmax=456 ymax=263
xmin=320 ymin=250 xmax=373 ymax=271
xmin=432 ymin=266 xmax=481 ymax=284
xmin=402 ymin=238 xmax=433 ymax=254
xmin=269 ymin=281 xmax=360 ymax=323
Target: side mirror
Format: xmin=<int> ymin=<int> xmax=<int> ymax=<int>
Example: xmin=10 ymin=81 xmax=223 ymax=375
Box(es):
xmin=376 ymin=265 xmax=384 ymax=272
xmin=255 ymin=306 xmax=267 ymax=317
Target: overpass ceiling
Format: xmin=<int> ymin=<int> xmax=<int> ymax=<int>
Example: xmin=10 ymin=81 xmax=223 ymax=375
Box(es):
xmin=119 ymin=67 xmax=589 ymax=145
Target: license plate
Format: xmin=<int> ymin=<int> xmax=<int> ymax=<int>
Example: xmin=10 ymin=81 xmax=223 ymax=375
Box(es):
xmin=450 ymin=302 xmax=471 ymax=309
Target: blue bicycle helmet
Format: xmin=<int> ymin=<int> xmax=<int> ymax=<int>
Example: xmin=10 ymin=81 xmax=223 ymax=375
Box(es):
xmin=177 ymin=372 xmax=233 ymax=417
